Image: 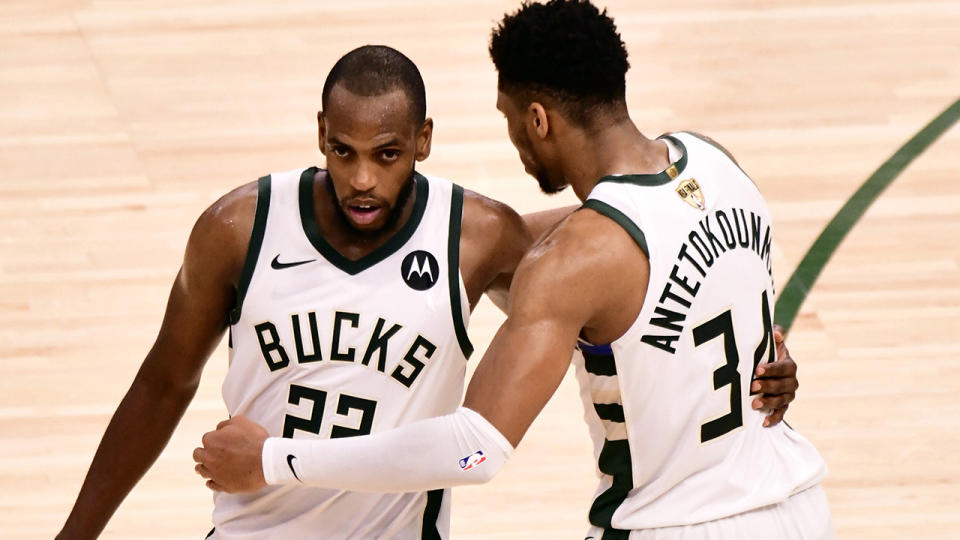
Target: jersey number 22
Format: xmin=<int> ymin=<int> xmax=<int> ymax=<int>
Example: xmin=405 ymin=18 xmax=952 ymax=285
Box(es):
xmin=282 ymin=385 xmax=378 ymax=439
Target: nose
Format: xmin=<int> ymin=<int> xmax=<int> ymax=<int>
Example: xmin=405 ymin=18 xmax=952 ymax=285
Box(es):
xmin=350 ymin=161 xmax=377 ymax=193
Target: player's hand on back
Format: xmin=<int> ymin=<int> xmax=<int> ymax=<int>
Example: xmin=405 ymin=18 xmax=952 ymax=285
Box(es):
xmin=194 ymin=416 xmax=269 ymax=493
xmin=750 ymin=325 xmax=799 ymax=427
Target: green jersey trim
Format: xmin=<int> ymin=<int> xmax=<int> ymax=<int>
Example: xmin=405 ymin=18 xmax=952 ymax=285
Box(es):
xmin=591 ymin=439 xmax=633 ymax=540
xmin=420 ymin=488 xmax=444 ymax=539
xmin=447 ymin=184 xmax=474 ymax=359
xmin=596 ymin=135 xmax=688 ymax=187
xmin=298 ymin=167 xmax=430 ymax=276
xmin=580 ymin=199 xmax=649 ymax=257
xmin=229 ymin=175 xmax=271 ymax=325
xmin=580 ymin=343 xmax=633 ymax=539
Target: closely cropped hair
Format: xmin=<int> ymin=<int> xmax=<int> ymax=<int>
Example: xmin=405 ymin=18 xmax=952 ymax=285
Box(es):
xmin=489 ymin=0 xmax=629 ymax=125
xmin=322 ymin=45 xmax=426 ymax=124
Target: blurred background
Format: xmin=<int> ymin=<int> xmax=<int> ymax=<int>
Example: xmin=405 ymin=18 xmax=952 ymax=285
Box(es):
xmin=1 ymin=1 xmax=958 ymax=537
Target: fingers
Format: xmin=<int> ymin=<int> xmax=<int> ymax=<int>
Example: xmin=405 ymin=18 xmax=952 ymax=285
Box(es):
xmin=216 ymin=418 xmax=231 ymax=430
xmin=752 ymin=390 xmax=793 ymax=411
xmin=753 ymin=360 xmax=798 ymax=400
xmin=754 ymin=359 xmax=796 ymax=379
xmin=751 ymin=375 xmax=797 ymax=396
xmin=772 ymin=325 xmax=791 ymax=359
xmin=751 ymin=366 xmax=797 ymax=412
xmin=773 ymin=324 xmax=786 ymax=344
xmin=194 ymin=449 xmax=222 ymax=491
xmin=757 ymin=327 xmax=793 ymax=429
xmin=195 ymin=452 xmax=227 ymax=492
xmin=195 ymin=463 xmax=213 ymax=480
xmin=763 ymin=405 xmax=788 ymax=427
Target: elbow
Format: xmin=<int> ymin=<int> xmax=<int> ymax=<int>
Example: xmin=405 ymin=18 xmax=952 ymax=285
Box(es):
xmin=471 ymin=462 xmax=504 ymax=485
xmin=457 ymin=450 xmax=509 ymax=486
xmin=131 ymin=361 xmax=201 ymax=406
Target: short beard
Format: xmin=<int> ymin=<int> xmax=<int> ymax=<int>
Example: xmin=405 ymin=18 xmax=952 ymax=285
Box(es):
xmin=536 ymin=170 xmax=567 ymax=195
xmin=324 ymin=170 xmax=416 ymax=236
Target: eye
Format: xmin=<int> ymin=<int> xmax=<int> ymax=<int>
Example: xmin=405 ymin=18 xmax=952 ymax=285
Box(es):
xmin=381 ymin=149 xmax=400 ymax=161
xmin=331 ymin=146 xmax=350 ymax=158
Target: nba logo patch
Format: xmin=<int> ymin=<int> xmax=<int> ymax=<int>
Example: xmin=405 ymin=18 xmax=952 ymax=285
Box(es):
xmin=459 ymin=450 xmax=486 ymax=471
xmin=676 ymin=178 xmax=706 ymax=211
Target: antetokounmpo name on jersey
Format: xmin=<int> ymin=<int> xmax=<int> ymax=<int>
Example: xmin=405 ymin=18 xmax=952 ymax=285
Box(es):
xmin=253 ymin=311 xmax=436 ymax=388
xmin=641 ymin=207 xmax=772 ymax=354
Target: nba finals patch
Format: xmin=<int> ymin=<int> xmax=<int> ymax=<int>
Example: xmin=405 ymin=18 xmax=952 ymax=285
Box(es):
xmin=459 ymin=450 xmax=486 ymax=471
xmin=676 ymin=178 xmax=706 ymax=211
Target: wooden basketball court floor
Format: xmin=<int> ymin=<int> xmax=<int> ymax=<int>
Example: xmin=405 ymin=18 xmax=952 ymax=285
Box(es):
xmin=1 ymin=0 xmax=958 ymax=538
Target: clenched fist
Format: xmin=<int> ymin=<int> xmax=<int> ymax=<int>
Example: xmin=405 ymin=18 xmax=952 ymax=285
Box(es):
xmin=193 ymin=415 xmax=270 ymax=493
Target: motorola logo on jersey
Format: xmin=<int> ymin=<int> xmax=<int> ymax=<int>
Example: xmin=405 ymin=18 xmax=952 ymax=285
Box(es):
xmin=401 ymin=250 xmax=439 ymax=290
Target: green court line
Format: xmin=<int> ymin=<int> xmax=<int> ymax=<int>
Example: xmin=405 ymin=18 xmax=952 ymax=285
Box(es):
xmin=774 ymin=97 xmax=960 ymax=334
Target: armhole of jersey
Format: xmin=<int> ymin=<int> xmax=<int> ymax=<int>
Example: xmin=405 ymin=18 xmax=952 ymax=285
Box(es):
xmin=447 ymin=184 xmax=474 ymax=359
xmin=228 ymin=175 xmax=271 ymax=325
xmin=580 ymin=199 xmax=649 ymax=257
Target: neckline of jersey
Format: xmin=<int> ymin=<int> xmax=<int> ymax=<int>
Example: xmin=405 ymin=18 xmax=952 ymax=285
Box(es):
xmin=297 ymin=167 xmax=430 ymax=275
xmin=595 ymin=134 xmax=688 ymax=187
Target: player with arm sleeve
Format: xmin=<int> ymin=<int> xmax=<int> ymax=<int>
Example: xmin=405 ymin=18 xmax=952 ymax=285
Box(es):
xmin=197 ymin=2 xmax=829 ymax=538
xmin=57 ymin=46 xmax=535 ymax=540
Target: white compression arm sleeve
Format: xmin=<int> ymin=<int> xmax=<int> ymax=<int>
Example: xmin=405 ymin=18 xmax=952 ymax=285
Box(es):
xmin=262 ymin=407 xmax=513 ymax=492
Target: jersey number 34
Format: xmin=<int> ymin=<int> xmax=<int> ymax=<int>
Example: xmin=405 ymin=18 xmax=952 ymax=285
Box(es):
xmin=693 ymin=290 xmax=775 ymax=443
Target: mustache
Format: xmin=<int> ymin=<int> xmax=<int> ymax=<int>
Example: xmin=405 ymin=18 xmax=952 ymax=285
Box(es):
xmin=323 ymin=170 xmax=416 ymax=232
xmin=325 ymin=170 xmax=415 ymax=206
xmin=342 ymin=194 xmax=388 ymax=208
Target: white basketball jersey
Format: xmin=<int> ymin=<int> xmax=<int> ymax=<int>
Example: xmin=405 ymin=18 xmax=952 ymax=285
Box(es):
xmin=212 ymin=168 xmax=473 ymax=539
xmin=575 ymin=132 xmax=826 ymax=534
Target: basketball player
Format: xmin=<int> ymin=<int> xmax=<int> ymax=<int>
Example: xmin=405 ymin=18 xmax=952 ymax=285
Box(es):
xmin=55 ymin=45 xmax=532 ymax=540
xmin=195 ymin=1 xmax=831 ymax=539
xmin=60 ymin=44 xmax=799 ymax=540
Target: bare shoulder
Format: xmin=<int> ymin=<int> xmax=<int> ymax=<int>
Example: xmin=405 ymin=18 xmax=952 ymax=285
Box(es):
xmin=459 ymin=187 xmax=532 ymax=273
xmin=456 ymin=187 xmax=534 ymax=306
xmin=511 ymin=207 xmax=648 ymax=320
xmin=197 ymin=181 xmax=259 ymax=236
xmin=682 ymin=131 xmax=740 ymax=165
xmin=192 ymin=182 xmax=258 ymax=250
xmin=461 ymin=188 xmax=529 ymax=245
xmin=521 ymin=205 xmax=578 ymax=243
xmin=184 ymin=181 xmax=260 ymax=286
xmin=524 ymin=206 xmax=643 ymax=271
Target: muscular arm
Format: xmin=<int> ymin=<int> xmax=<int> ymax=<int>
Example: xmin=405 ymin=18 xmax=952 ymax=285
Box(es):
xmin=463 ymin=210 xmax=644 ymax=445
xmin=460 ymin=198 xmax=577 ymax=314
xmin=459 ymin=190 xmax=534 ymax=312
xmin=521 ymin=204 xmax=578 ymax=243
xmin=57 ymin=185 xmax=256 ymax=539
xmin=196 ymin=210 xmax=642 ymax=492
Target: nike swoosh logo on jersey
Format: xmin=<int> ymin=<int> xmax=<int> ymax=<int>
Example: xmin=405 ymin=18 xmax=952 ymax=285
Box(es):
xmin=286 ymin=454 xmax=302 ymax=482
xmin=271 ymin=255 xmax=316 ymax=270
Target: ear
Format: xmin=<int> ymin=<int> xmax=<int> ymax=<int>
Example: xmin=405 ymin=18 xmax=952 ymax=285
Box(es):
xmin=415 ymin=117 xmax=433 ymax=162
xmin=317 ymin=110 xmax=327 ymax=155
xmin=528 ymin=102 xmax=549 ymax=140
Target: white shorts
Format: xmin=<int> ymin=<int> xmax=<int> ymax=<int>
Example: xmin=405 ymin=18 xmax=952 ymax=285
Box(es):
xmin=584 ymin=484 xmax=833 ymax=540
